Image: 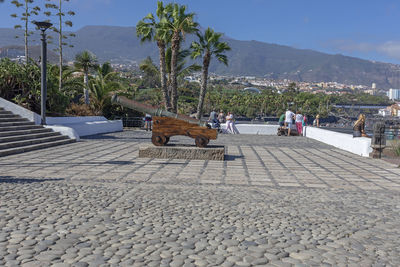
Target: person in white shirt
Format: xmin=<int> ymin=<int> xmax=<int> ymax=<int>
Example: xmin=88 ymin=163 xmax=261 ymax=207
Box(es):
xmin=284 ymin=109 xmax=294 ymax=136
xmin=225 ymin=112 xmax=239 ymax=134
xmin=295 ymin=111 xmax=303 ymax=135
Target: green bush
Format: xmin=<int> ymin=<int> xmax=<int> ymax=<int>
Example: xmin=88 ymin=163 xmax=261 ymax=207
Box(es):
xmin=391 ymin=141 xmax=400 ymax=157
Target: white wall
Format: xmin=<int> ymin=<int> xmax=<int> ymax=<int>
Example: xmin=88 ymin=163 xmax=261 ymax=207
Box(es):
xmin=44 ymin=125 xmax=80 ymax=141
xmin=221 ymin=124 xmax=279 ymax=135
xmin=303 ymin=126 xmax=372 ymax=157
xmin=51 ymin=119 xmax=123 ymax=137
xmin=46 ymin=116 xmax=107 ymax=124
xmin=0 ymin=97 xmax=41 ymax=124
xmin=0 ymin=97 xmax=123 ymax=137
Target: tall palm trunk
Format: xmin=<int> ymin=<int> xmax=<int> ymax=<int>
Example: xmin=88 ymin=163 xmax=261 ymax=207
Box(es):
xmin=24 ymin=1 xmax=28 ymax=63
xmin=196 ymin=52 xmax=211 ymax=120
xmin=84 ymin=71 xmax=89 ymax=104
xmin=157 ymin=40 xmax=170 ymax=111
xmin=170 ymin=32 xmax=180 ymax=113
xmin=58 ymin=0 xmax=63 ymax=91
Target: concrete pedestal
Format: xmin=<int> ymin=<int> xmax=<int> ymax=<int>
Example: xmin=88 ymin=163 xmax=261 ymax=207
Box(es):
xmin=139 ymin=145 xmax=225 ymax=161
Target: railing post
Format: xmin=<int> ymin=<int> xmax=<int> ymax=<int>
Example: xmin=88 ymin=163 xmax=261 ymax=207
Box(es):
xmin=370 ymin=122 xmax=386 ymax=159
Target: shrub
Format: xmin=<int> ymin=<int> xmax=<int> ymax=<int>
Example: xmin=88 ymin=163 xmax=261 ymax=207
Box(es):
xmin=66 ymin=103 xmax=97 ymax=116
xmin=391 ymin=141 xmax=400 ymax=157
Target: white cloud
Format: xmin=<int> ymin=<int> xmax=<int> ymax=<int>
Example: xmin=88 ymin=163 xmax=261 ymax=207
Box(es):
xmin=326 ymin=40 xmax=400 ymax=60
xmin=377 ymin=41 xmax=400 ymax=59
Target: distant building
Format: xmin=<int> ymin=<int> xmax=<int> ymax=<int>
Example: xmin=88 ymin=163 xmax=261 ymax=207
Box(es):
xmin=365 ymin=89 xmax=375 ymax=95
xmin=388 ymin=89 xmax=400 ymax=100
xmin=371 ymin=83 xmax=377 ymax=95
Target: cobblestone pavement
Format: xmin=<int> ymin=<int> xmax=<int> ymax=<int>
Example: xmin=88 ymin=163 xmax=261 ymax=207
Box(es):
xmin=1 ymin=130 xmax=400 ymax=266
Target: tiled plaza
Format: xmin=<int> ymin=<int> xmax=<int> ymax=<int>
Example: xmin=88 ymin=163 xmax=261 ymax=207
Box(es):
xmin=1 ymin=131 xmax=400 ymax=266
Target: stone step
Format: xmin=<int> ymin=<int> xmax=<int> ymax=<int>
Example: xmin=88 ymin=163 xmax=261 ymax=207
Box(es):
xmin=0 ymin=110 xmax=13 ymax=115
xmin=0 ymin=114 xmax=21 ymax=119
xmin=0 ymin=128 xmax=53 ymax=137
xmin=0 ymin=125 xmax=45 ymax=132
xmin=0 ymin=117 xmax=28 ymax=122
xmin=0 ymin=131 xmax=61 ymax=144
xmin=0 ymin=138 xmax=76 ymax=157
xmin=0 ymin=121 xmax=35 ymax=127
xmin=0 ymin=135 xmax=69 ymax=150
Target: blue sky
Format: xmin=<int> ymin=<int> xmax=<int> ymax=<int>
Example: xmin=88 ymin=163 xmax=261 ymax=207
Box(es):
xmin=1 ymin=0 xmax=400 ymax=64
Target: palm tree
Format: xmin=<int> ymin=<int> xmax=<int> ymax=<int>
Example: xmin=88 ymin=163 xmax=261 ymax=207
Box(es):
xmin=163 ymin=3 xmax=198 ymax=112
xmin=139 ymin=57 xmax=159 ymax=77
xmin=48 ymin=64 xmax=83 ymax=98
xmin=136 ymin=1 xmax=171 ymax=110
xmin=89 ymin=70 xmax=122 ymax=115
xmin=164 ymin=48 xmax=201 ymax=91
xmin=191 ymin=28 xmax=231 ymax=119
xmin=74 ymin=51 xmax=97 ymax=104
xmin=99 ymin=62 xmax=113 ymax=77
xmin=139 ymin=50 xmax=201 ymax=94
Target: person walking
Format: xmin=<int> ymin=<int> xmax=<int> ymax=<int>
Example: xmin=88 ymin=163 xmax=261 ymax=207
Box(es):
xmin=218 ymin=110 xmax=225 ymax=123
xmin=302 ymin=114 xmax=307 ymax=127
xmin=284 ymin=108 xmax=295 ymax=136
xmin=208 ymin=110 xmax=219 ymax=129
xmin=144 ymin=113 xmax=152 ymax=131
xmin=295 ymin=111 xmax=303 ymax=135
xmin=226 ymin=112 xmax=239 ymax=134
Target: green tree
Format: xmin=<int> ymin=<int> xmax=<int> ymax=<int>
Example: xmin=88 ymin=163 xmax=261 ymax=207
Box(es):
xmin=89 ymin=70 xmax=122 ymax=115
xmin=74 ymin=51 xmax=98 ymax=104
xmin=139 ymin=56 xmax=161 ymax=88
xmin=139 ymin=51 xmax=200 ymax=91
xmin=0 ymin=58 xmax=80 ymax=115
xmin=48 ymin=64 xmax=83 ymax=99
xmin=99 ymin=62 xmax=113 ymax=76
xmin=10 ymin=0 xmax=40 ymax=63
xmin=165 ymin=48 xmax=201 ymax=91
xmin=162 ymin=3 xmax=198 ymax=112
xmin=136 ymin=1 xmax=172 ymax=110
xmin=191 ymin=27 xmax=231 ymax=119
xmin=44 ymin=0 xmax=76 ymax=91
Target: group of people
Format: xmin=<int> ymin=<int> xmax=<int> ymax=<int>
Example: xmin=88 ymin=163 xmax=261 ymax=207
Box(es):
xmin=279 ymin=109 xmax=307 ymax=136
xmin=208 ymin=110 xmax=239 ymax=134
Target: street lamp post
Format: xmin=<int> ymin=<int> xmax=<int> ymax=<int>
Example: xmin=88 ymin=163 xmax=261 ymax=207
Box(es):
xmin=33 ymin=21 xmax=52 ymax=125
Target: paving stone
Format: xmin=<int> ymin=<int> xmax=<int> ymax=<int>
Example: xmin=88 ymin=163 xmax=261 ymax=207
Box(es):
xmin=0 ymin=131 xmax=400 ymax=266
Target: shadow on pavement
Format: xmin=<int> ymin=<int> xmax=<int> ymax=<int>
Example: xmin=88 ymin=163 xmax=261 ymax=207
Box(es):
xmin=105 ymin=160 xmax=135 ymax=165
xmin=82 ymin=133 xmax=150 ymax=140
xmin=224 ymin=155 xmax=244 ymax=161
xmin=0 ymin=176 xmax=64 ymax=184
xmin=0 ymin=161 xmax=136 ymax=166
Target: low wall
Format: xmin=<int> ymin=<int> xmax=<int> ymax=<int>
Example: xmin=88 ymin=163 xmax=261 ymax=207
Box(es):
xmin=53 ymin=120 xmax=123 ymax=137
xmin=221 ymin=124 xmax=279 ymax=135
xmin=44 ymin=125 xmax=80 ymax=141
xmin=303 ymin=126 xmax=372 ymax=157
xmin=46 ymin=116 xmax=107 ymax=124
xmin=0 ymin=97 xmax=41 ymax=124
xmin=0 ymin=97 xmax=123 ymax=137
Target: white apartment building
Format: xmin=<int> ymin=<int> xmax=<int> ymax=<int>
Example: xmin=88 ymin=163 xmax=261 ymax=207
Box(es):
xmin=388 ymin=88 xmax=400 ymax=100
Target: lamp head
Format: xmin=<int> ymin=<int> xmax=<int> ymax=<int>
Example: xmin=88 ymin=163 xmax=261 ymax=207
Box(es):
xmin=33 ymin=21 xmax=53 ymax=31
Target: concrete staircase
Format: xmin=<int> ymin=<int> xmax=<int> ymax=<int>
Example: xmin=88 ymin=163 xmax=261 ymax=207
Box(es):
xmin=0 ymin=107 xmax=76 ymax=157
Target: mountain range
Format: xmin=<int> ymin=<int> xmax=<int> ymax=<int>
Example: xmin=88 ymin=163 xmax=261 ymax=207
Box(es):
xmin=1 ymin=25 xmax=400 ymax=89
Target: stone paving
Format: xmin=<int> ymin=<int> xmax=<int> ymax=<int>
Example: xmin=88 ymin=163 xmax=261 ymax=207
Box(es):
xmin=1 ymin=130 xmax=400 ymax=266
